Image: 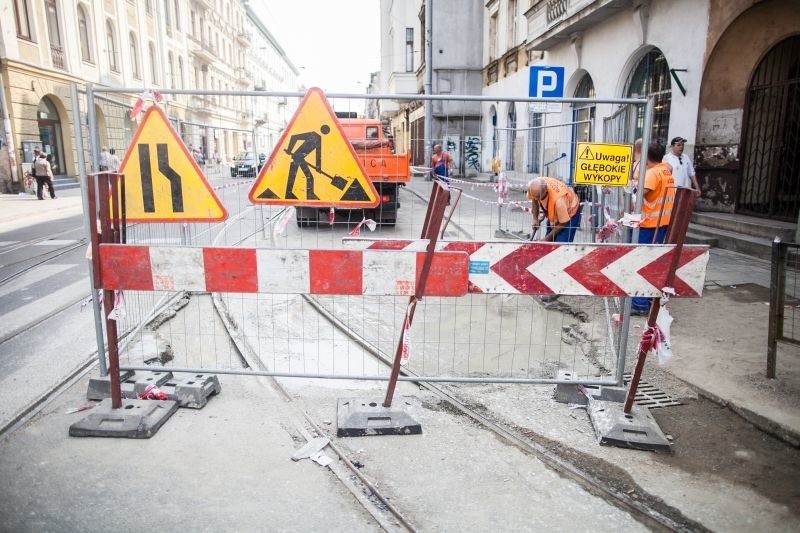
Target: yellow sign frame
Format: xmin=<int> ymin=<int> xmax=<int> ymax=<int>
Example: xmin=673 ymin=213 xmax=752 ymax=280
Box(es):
xmin=117 ymin=105 xmax=227 ymax=222
xmin=249 ymin=87 xmax=379 ymax=208
xmin=573 ymin=142 xmax=633 ymax=187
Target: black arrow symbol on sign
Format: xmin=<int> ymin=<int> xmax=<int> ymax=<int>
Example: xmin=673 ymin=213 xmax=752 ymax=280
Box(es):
xmin=140 ymin=143 xmax=184 ymax=213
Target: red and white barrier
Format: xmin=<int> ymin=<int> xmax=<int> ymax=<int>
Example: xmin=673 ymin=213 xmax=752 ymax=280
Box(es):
xmin=98 ymin=244 xmax=469 ymax=296
xmin=343 ymin=238 xmax=709 ymax=297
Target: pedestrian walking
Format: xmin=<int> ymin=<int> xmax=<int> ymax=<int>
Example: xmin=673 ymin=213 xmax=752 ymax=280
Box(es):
xmin=430 ymin=143 xmax=453 ymax=182
xmin=33 ymin=151 xmax=56 ymax=200
xmin=99 ymin=146 xmax=111 ymax=171
xmin=108 ymin=148 xmax=121 ymax=172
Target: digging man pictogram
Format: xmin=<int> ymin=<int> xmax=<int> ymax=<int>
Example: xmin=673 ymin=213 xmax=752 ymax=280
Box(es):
xmin=284 ymin=124 xmax=349 ymax=200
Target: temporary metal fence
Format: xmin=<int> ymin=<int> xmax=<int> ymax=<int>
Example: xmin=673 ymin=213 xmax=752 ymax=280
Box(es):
xmin=77 ymin=86 xmax=662 ymax=392
xmin=767 ymin=238 xmax=800 ymax=378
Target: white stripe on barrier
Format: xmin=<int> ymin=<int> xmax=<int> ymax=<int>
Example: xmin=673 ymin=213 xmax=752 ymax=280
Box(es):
xmin=257 ymin=249 xmax=310 ymax=294
xmin=150 ymin=247 xmax=205 ymax=291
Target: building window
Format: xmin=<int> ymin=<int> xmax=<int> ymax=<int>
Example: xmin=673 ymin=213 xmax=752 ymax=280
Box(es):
xmin=45 ymin=0 xmax=64 ymax=69
xmin=506 ymin=103 xmax=517 ymax=171
xmin=149 ymin=42 xmax=158 ymax=83
xmin=405 ymin=28 xmax=414 ymax=72
xmin=14 ymin=0 xmax=32 ymax=39
xmin=174 ymin=0 xmax=181 ymax=30
xmin=625 ymin=48 xmax=671 ymax=146
xmin=167 ymin=52 xmax=174 ymax=88
xmin=145 ymin=0 xmax=152 ymax=15
xmin=78 ymin=5 xmax=92 ymax=63
xmin=507 ymin=0 xmax=517 ymax=48
xmin=527 ymin=111 xmax=542 ymax=173
xmin=106 ymin=20 xmax=118 ymax=71
xmin=489 ymin=12 xmax=498 ymax=60
xmin=178 ymin=56 xmax=185 ymax=88
xmin=572 ymin=73 xmax=596 ymax=142
xmin=164 ymin=0 xmax=172 ymax=36
xmin=130 ymin=32 xmax=140 ymax=79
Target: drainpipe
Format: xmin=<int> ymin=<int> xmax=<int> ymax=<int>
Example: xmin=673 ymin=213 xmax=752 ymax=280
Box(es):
xmin=0 ymin=61 xmax=20 ymax=192
xmin=423 ymin=0 xmax=433 ymax=178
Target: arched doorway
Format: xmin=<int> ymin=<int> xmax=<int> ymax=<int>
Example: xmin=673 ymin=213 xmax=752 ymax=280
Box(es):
xmin=738 ymin=35 xmax=800 ymax=220
xmin=37 ymin=97 xmax=66 ymax=176
xmin=625 ymin=48 xmax=671 ymax=146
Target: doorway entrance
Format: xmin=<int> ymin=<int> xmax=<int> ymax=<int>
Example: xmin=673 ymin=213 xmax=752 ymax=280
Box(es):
xmin=739 ymin=35 xmax=800 ymax=221
xmin=37 ymin=97 xmax=66 ymax=176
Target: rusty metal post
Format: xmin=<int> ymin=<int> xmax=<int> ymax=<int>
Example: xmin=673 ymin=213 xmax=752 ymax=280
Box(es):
xmin=383 ymin=181 xmax=450 ymax=407
xmin=96 ymin=173 xmax=123 ymax=409
xmin=767 ymin=237 xmax=785 ymax=379
xmin=623 ymin=188 xmax=696 ymax=413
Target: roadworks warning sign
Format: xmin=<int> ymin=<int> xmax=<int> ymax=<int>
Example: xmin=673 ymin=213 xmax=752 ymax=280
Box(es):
xmin=573 ymin=142 xmax=633 ymax=186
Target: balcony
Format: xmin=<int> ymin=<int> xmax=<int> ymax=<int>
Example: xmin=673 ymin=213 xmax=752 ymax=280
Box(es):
xmin=235 ymin=67 xmax=252 ymax=86
xmin=190 ymin=38 xmax=217 ymax=64
xmin=236 ymin=30 xmax=252 ymax=48
xmin=525 ymin=0 xmax=630 ymax=51
xmin=189 ymin=96 xmax=213 ymax=116
xmin=50 ymin=45 xmax=65 ymax=71
xmin=191 ymin=0 xmax=213 ymax=10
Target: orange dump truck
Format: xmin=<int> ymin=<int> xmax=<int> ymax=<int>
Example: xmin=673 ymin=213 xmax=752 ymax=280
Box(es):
xmin=295 ymin=117 xmax=410 ymax=227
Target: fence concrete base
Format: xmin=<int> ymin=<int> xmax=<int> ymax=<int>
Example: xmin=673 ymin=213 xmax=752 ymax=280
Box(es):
xmin=68 ymin=398 xmax=179 ymax=438
xmin=86 ymin=371 xmax=221 ymax=408
xmin=587 ymin=399 xmax=672 ymax=452
xmin=336 ymin=397 xmax=422 ymax=437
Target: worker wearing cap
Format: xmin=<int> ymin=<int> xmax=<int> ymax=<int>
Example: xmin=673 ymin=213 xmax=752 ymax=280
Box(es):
xmin=527 ymin=177 xmax=582 ymax=242
xmin=663 ymin=136 xmax=700 ymax=197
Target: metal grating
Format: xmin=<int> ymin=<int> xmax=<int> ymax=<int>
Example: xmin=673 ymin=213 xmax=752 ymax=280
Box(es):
xmin=624 ymin=373 xmax=682 ymax=409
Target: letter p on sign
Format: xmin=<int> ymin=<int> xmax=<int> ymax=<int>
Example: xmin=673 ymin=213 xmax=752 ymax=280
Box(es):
xmin=529 ymin=66 xmax=565 ymax=98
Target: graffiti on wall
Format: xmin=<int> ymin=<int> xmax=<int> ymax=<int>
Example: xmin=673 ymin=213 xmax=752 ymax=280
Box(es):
xmin=464 ymin=136 xmax=481 ymax=172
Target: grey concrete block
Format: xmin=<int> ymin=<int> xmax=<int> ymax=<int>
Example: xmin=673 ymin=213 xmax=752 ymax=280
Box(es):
xmin=68 ymin=398 xmax=179 ymax=438
xmin=171 ymin=374 xmax=221 ymax=408
xmin=85 ymin=370 xmax=135 ymax=401
xmin=337 ymin=398 xmax=422 ymax=437
xmin=587 ymin=398 xmax=671 ymax=452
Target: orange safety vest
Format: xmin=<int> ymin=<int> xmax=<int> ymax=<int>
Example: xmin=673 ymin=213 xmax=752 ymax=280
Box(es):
xmin=532 ymin=177 xmax=580 ymax=224
xmin=640 ymin=162 xmax=675 ymax=228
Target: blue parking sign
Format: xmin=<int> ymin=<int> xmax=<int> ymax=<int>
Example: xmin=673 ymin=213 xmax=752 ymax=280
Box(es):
xmin=529 ymin=66 xmax=565 ymax=98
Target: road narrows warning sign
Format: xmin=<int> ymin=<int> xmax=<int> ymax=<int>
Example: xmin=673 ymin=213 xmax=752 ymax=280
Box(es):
xmin=248 ymin=87 xmax=379 ymax=207
xmin=573 ymin=142 xmax=633 ymax=187
xmin=117 ymin=106 xmax=227 ymax=222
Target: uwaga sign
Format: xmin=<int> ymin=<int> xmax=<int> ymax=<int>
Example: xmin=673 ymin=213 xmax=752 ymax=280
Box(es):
xmin=573 ymin=142 xmax=633 ymax=187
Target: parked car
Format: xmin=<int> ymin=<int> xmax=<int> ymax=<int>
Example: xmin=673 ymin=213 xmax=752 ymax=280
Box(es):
xmin=230 ymin=152 xmax=266 ymax=177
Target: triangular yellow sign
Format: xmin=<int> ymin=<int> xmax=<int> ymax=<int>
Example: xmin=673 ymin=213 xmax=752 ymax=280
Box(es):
xmin=249 ymin=87 xmax=379 ymax=207
xmin=117 ymin=106 xmax=227 ymax=222
xmin=579 ymin=146 xmax=594 ymax=160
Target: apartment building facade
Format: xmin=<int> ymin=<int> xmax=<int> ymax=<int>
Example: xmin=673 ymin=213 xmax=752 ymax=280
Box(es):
xmin=380 ymin=0 xmax=799 ymax=222
xmin=1 ymin=0 xmax=300 ymax=193
xmin=378 ymin=0 xmax=484 ymax=172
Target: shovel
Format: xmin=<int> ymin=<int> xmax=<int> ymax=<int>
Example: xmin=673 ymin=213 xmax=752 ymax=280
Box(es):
xmin=313 ymin=166 xmax=348 ymax=190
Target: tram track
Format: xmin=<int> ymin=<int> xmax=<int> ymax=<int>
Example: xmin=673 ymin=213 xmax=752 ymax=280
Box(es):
xmin=202 ymin=188 xmax=699 ymax=532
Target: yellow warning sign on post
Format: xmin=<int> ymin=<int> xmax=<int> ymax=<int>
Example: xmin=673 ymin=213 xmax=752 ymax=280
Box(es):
xmin=117 ymin=106 xmax=227 ymax=222
xmin=249 ymin=87 xmax=379 ymax=207
xmin=573 ymin=142 xmax=633 ymax=187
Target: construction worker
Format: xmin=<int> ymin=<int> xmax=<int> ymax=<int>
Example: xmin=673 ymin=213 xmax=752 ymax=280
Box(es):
xmin=527 ymin=176 xmax=582 ymax=243
xmin=631 ymin=143 xmax=676 ymax=314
